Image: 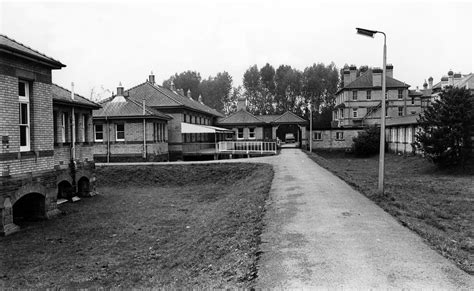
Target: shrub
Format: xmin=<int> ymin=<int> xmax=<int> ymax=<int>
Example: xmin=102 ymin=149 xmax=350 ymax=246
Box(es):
xmin=352 ymin=126 xmax=380 ymax=156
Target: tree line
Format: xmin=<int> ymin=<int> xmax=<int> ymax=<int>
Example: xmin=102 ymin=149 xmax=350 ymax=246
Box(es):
xmin=162 ymin=62 xmax=342 ymax=127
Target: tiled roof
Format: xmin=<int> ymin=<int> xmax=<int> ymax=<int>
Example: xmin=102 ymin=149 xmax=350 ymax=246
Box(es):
xmin=93 ymin=96 xmax=171 ymax=120
xmin=0 ymin=34 xmax=65 ymax=68
xmin=338 ymin=70 xmax=409 ymax=94
xmin=272 ymin=111 xmax=307 ymax=124
xmin=52 ymin=84 xmax=101 ymax=109
xmin=217 ymin=109 xmax=265 ymax=125
xmin=454 ymin=73 xmax=474 ymax=89
xmin=126 ymin=81 xmax=223 ymax=117
xmin=217 ymin=110 xmax=307 ymax=125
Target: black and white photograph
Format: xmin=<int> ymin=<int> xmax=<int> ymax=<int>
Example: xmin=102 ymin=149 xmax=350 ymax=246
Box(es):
xmin=0 ymin=0 xmax=473 ymax=288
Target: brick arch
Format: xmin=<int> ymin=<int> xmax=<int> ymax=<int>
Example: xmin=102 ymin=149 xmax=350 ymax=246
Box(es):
xmin=77 ymin=176 xmax=91 ymax=196
xmin=12 ymin=182 xmax=47 ymax=206
xmin=56 ymin=172 xmax=73 ymax=186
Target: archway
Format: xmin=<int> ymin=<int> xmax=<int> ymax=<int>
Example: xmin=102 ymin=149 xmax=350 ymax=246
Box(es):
xmin=276 ymin=124 xmax=302 ymax=147
xmin=77 ymin=177 xmax=90 ymax=197
xmin=13 ymin=193 xmax=46 ymax=224
xmin=57 ymin=180 xmax=73 ymax=199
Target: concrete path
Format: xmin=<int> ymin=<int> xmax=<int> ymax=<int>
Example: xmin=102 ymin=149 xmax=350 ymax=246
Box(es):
xmin=97 ymin=149 xmax=474 ymax=288
xmin=255 ymin=149 xmax=473 ymax=289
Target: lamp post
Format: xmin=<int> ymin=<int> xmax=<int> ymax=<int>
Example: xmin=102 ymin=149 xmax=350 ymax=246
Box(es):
xmin=309 ymin=100 xmax=312 ymax=153
xmin=356 ymin=27 xmax=386 ymax=195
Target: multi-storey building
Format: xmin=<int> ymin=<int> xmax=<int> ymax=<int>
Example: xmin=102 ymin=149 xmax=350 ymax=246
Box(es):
xmin=332 ymin=65 xmax=419 ymax=128
xmin=0 ymin=34 xmax=99 ymax=235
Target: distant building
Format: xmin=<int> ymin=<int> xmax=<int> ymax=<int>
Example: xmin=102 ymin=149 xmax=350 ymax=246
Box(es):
xmin=0 ymin=34 xmax=99 ymax=235
xmin=216 ymin=97 xmax=308 ymax=146
xmin=332 ymin=65 xmax=418 ymax=128
xmin=92 ymin=83 xmax=171 ymax=162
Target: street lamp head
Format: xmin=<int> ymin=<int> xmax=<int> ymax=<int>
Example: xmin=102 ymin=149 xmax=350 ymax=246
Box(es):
xmin=356 ymin=27 xmax=378 ymax=38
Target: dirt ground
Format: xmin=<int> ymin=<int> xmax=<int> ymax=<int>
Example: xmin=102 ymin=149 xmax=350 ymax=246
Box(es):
xmin=0 ymin=163 xmax=274 ymax=288
xmin=306 ymin=150 xmax=473 ymax=274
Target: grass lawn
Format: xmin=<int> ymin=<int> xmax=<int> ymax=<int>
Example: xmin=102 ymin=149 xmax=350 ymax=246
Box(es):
xmin=305 ymin=150 xmax=473 ymax=274
xmin=0 ymin=163 xmax=274 ymax=288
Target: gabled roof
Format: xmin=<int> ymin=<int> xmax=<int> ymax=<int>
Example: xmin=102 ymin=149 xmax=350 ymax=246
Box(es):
xmin=0 ymin=34 xmax=65 ymax=69
xmin=93 ymin=96 xmax=171 ymax=120
xmin=272 ymin=111 xmax=307 ymax=124
xmin=126 ymin=81 xmax=223 ymax=117
xmin=337 ymin=69 xmax=409 ymax=94
xmin=217 ymin=109 xmax=265 ymax=125
xmin=52 ymin=84 xmax=101 ymax=109
xmin=217 ymin=109 xmax=308 ymax=126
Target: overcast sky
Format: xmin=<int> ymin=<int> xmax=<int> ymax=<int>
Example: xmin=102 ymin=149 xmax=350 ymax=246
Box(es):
xmin=1 ymin=0 xmax=472 ymax=99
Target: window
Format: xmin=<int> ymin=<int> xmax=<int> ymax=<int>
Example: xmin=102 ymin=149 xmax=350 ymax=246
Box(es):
xmin=313 ymin=132 xmax=322 ymax=140
xmin=183 ymin=114 xmax=187 ymax=123
xmin=61 ymin=113 xmax=67 ymax=142
xmin=336 ymin=132 xmax=344 ymax=140
xmin=352 ymin=108 xmax=358 ymax=118
xmin=398 ymin=89 xmax=403 ymax=99
xmin=18 ymin=81 xmax=31 ymax=152
xmin=340 ymin=108 xmax=344 ymax=118
xmin=385 ymin=107 xmax=389 ymax=117
xmin=366 ymin=90 xmax=371 ymax=100
xmin=398 ymin=107 xmax=404 ymax=116
xmin=82 ymin=115 xmax=87 ymax=142
xmin=94 ymin=124 xmax=103 ymax=141
xmin=237 ymin=128 xmax=244 ymax=139
xmin=116 ymin=123 xmax=125 ymax=141
xmin=18 ymin=81 xmax=30 ymax=151
xmin=352 ymin=91 xmax=358 ymax=100
xmin=411 ymin=97 xmax=415 ymax=105
xmin=249 ymin=128 xmax=256 ymax=139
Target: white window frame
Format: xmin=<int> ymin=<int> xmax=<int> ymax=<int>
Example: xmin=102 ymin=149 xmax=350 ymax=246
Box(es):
xmin=336 ymin=132 xmax=344 ymax=140
xmin=398 ymin=89 xmax=403 ymax=99
xmin=352 ymin=91 xmax=357 ymax=100
xmin=249 ymin=127 xmax=256 ymax=139
xmin=237 ymin=128 xmax=244 ymax=140
xmin=81 ymin=114 xmax=86 ymax=142
xmin=366 ymin=90 xmax=371 ymax=100
xmin=61 ymin=113 xmax=66 ymax=142
xmin=352 ymin=108 xmax=358 ymax=118
xmin=313 ymin=132 xmax=322 ymax=140
xmin=115 ymin=123 xmax=125 ymax=141
xmin=19 ymin=81 xmax=30 ymax=152
xmin=94 ymin=124 xmax=104 ymax=142
xmin=398 ymin=107 xmax=404 ymax=117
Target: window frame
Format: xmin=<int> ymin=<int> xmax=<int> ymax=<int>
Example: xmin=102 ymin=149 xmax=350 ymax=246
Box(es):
xmin=352 ymin=90 xmax=358 ymax=100
xmin=398 ymin=89 xmax=403 ymax=99
xmin=313 ymin=132 xmax=322 ymax=140
xmin=336 ymin=132 xmax=344 ymax=140
xmin=366 ymin=90 xmax=371 ymax=100
xmin=115 ymin=123 xmax=125 ymax=141
xmin=249 ymin=127 xmax=256 ymax=139
xmin=237 ymin=128 xmax=244 ymax=140
xmin=18 ymin=80 xmax=30 ymax=152
xmin=352 ymin=108 xmax=358 ymax=118
xmin=398 ymin=107 xmax=404 ymax=117
xmin=94 ymin=124 xmax=104 ymax=142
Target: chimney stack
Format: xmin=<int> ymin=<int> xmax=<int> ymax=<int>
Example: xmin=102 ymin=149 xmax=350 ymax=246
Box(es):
xmin=343 ymin=69 xmax=351 ymax=87
xmin=349 ymin=65 xmax=357 ymax=83
xmin=149 ymin=71 xmax=155 ymax=84
xmin=386 ymin=64 xmax=393 ymax=78
xmin=187 ymin=89 xmax=192 ymax=99
xmin=236 ymin=96 xmax=247 ymax=111
xmin=117 ymin=82 xmax=124 ymax=96
xmin=372 ymin=67 xmax=382 ymax=87
xmin=428 ymin=76 xmax=433 ymax=89
xmin=170 ymin=80 xmax=176 ymax=91
xmin=448 ymin=70 xmax=454 ymax=86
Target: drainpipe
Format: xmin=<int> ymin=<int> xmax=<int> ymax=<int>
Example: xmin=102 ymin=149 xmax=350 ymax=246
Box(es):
xmin=143 ymin=100 xmax=147 ymax=159
xmin=106 ymin=116 xmax=110 ymax=163
xmin=71 ymin=82 xmax=76 ymax=161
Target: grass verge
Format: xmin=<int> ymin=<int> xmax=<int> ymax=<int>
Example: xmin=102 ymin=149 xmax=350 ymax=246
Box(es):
xmin=305 ymin=150 xmax=473 ymax=274
xmin=0 ymin=163 xmax=274 ymax=288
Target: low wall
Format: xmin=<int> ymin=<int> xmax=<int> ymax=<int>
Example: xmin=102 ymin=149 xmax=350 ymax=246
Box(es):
xmin=309 ymin=129 xmax=363 ymax=150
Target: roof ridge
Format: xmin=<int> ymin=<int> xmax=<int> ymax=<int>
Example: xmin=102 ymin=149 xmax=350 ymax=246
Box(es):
xmin=0 ymin=34 xmax=64 ymax=65
xmin=52 ymin=83 xmax=101 ymax=107
xmin=151 ymin=83 xmax=183 ymax=105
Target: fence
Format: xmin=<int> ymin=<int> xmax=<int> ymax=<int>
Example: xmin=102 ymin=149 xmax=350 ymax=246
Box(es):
xmin=217 ymin=141 xmax=277 ymax=154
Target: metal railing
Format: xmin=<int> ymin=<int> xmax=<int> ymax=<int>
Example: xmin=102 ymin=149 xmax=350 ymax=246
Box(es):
xmin=217 ymin=141 xmax=277 ymax=154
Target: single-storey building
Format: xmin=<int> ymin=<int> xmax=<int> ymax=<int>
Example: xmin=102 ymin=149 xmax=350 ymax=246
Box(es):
xmin=93 ymin=84 xmax=171 ymax=162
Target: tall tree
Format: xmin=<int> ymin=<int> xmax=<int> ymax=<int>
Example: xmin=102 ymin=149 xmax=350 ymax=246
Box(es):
xmin=416 ymin=87 xmax=474 ymax=167
xmin=199 ymin=71 xmax=233 ymax=112
xmin=163 ymin=71 xmax=202 ymax=99
xmin=275 ymin=65 xmax=302 ymax=114
xmin=243 ymin=65 xmax=265 ymax=114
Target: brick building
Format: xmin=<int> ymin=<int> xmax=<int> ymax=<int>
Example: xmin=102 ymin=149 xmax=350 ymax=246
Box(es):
xmin=110 ymin=74 xmax=224 ymax=160
xmin=0 ymin=34 xmax=98 ymax=235
xmin=92 ymin=83 xmax=171 ymax=162
xmin=332 ymin=65 xmax=419 ymax=128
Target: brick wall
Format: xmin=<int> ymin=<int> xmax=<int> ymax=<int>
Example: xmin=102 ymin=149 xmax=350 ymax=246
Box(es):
xmin=310 ymin=129 xmax=362 ymax=150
